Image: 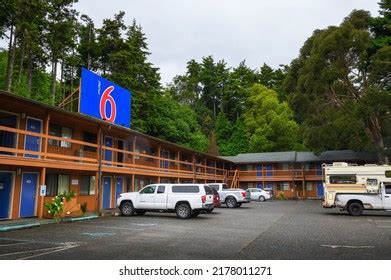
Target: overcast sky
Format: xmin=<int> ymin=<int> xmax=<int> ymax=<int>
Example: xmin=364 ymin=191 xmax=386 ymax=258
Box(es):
xmin=31 ymin=1 xmax=387 ymax=84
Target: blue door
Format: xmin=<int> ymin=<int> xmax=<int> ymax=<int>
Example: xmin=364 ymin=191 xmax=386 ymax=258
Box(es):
xmin=115 ymin=177 xmax=123 ymax=202
xmin=160 ymin=150 xmax=169 ymax=170
xmin=256 ymin=164 xmax=262 ymax=177
xmin=104 ymin=136 xmax=113 ymax=165
xmin=102 ymin=177 xmax=111 ymax=209
xmin=316 ymin=163 xmax=322 ymax=176
xmin=25 ymin=118 xmax=42 ymax=158
xmin=266 ymin=165 xmax=273 ymax=176
xmin=20 ymin=173 xmax=37 ymax=217
xmin=0 ymin=172 xmax=13 ymax=219
xmin=316 ymin=181 xmax=324 ymax=198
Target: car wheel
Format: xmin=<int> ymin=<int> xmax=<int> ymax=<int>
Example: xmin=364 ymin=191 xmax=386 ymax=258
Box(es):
xmin=176 ymin=203 xmax=191 ymax=219
xmin=135 ymin=210 xmax=147 ymax=216
xmin=259 ymin=196 xmax=266 ymax=202
xmin=206 ymin=208 xmax=214 ymax=213
xmin=191 ymin=209 xmax=201 ymax=217
xmin=226 ymin=197 xmax=237 ymax=208
xmin=120 ymin=201 xmax=134 ymax=216
xmin=348 ymin=202 xmax=363 ymax=216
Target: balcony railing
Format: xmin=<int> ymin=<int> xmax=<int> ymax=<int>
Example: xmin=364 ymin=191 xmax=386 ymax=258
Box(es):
xmin=0 ymin=125 xmax=227 ymax=181
xmin=228 ymin=169 xmax=323 ymax=182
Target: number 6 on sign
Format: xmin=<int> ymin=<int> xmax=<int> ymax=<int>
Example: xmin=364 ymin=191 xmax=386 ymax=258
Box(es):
xmin=99 ymin=86 xmax=117 ymax=123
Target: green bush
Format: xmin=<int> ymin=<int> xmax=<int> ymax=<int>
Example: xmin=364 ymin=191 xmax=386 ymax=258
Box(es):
xmin=80 ymin=202 xmax=88 ymax=214
xmin=44 ymin=191 xmax=76 ymax=217
xmin=277 ymin=192 xmax=287 ymax=200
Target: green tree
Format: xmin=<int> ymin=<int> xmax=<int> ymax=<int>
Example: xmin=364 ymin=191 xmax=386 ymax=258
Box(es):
xmin=144 ymin=94 xmax=208 ymax=152
xmin=244 ymin=84 xmax=302 ymax=152
xmin=45 ymin=0 xmax=78 ymax=104
xmin=107 ymin=19 xmax=161 ymax=132
xmin=285 ymin=9 xmax=391 ymax=162
xmin=215 ymin=112 xmax=249 ymax=155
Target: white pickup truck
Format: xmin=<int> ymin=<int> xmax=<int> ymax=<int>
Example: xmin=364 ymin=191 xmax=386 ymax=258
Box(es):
xmin=331 ymin=182 xmax=391 ymax=216
xmin=322 ymin=162 xmax=391 ymax=216
xmin=117 ymin=183 xmax=214 ymax=219
xmin=208 ymin=183 xmax=251 ymax=208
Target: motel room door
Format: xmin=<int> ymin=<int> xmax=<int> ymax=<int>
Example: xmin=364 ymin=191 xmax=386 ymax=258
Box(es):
xmin=115 ymin=177 xmax=124 ymax=202
xmin=24 ymin=117 xmax=42 ymax=158
xmin=20 ymin=173 xmax=38 ymax=217
xmin=316 ymin=181 xmax=324 ymax=198
xmin=0 ymin=172 xmax=13 ymax=219
xmin=104 ymin=136 xmax=113 ymax=165
xmin=102 ymin=176 xmax=112 ymax=209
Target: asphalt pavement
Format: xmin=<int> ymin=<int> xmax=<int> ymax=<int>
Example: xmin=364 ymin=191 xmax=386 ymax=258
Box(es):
xmin=0 ymin=200 xmax=390 ymax=259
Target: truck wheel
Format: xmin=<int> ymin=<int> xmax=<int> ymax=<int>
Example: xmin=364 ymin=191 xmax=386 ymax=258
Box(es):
xmin=176 ymin=203 xmax=191 ymax=219
xmin=259 ymin=196 xmax=266 ymax=202
xmin=191 ymin=209 xmax=201 ymax=217
xmin=348 ymin=202 xmax=363 ymax=216
xmin=135 ymin=210 xmax=147 ymax=216
xmin=120 ymin=201 xmax=134 ymax=216
xmin=226 ymin=197 xmax=237 ymax=208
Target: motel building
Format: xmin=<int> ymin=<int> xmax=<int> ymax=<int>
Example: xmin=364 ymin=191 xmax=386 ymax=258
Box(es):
xmin=0 ymin=91 xmax=377 ymax=220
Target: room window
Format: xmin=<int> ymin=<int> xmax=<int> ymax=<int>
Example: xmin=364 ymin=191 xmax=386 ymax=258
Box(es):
xmin=48 ymin=123 xmax=72 ymax=148
xmin=330 ymin=175 xmax=356 ymax=184
xmin=277 ymin=182 xmax=290 ymax=191
xmin=80 ymin=175 xmax=96 ymax=195
xmin=46 ymin=174 xmax=70 ymax=196
xmin=305 ymin=182 xmax=313 ymax=191
xmin=83 ymin=131 xmax=97 ymax=152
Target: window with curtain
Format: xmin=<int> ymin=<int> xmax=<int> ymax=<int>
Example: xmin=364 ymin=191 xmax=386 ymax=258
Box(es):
xmin=48 ymin=123 xmax=72 ymax=148
xmin=45 ymin=174 xmax=69 ymax=196
xmin=58 ymin=175 xmax=69 ymax=193
xmin=46 ymin=174 xmax=58 ymax=196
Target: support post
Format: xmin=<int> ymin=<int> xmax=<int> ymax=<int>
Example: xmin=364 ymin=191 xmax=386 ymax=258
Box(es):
xmin=38 ymin=167 xmax=46 ymax=218
xmin=42 ymin=112 xmax=50 ymax=159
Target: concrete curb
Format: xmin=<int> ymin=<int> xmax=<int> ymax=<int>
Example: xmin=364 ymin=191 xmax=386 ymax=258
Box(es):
xmin=0 ymin=214 xmax=99 ymax=232
xmin=63 ymin=215 xmax=99 ymax=223
xmin=0 ymin=222 xmax=41 ymax=232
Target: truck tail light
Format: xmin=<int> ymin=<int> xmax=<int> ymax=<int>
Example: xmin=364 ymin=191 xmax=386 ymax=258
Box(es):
xmin=201 ymin=195 xmax=206 ymax=203
xmin=241 ymin=192 xmax=246 ymax=198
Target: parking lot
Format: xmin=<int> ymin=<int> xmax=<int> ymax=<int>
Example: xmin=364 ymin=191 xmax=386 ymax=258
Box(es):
xmin=1 ymin=200 xmax=391 ymax=260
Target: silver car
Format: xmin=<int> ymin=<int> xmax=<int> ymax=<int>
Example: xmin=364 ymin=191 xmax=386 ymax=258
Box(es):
xmin=247 ymin=188 xmax=272 ymax=202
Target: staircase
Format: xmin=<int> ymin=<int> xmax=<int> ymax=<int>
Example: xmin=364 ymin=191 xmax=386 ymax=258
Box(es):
xmin=229 ymin=169 xmax=240 ymax=188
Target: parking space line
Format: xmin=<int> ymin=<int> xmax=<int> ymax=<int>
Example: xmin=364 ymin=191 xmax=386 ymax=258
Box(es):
xmin=321 ymin=245 xmax=374 ymax=249
xmin=0 ymin=242 xmax=32 ymax=247
xmin=19 ymin=244 xmax=78 ymax=260
xmin=69 ymin=224 xmax=158 ymax=231
xmin=0 ymin=245 xmax=66 ymax=258
xmin=0 ymin=237 xmax=66 ymax=246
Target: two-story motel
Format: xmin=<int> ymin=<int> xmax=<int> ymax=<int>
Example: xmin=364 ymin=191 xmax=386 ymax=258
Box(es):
xmin=0 ymin=91 xmax=377 ymax=220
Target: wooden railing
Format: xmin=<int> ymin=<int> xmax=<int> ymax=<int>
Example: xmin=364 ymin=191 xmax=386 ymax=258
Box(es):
xmin=0 ymin=125 xmax=227 ymax=181
xmin=233 ymin=169 xmax=323 ymax=181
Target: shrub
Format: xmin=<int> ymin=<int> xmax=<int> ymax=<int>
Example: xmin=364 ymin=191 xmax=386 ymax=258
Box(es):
xmin=80 ymin=202 xmax=88 ymax=214
xmin=277 ymin=192 xmax=287 ymax=200
xmin=44 ymin=191 xmax=76 ymax=217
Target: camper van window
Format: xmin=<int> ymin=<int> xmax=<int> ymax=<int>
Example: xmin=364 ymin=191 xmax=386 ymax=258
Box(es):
xmin=330 ymin=175 xmax=356 ymax=184
xmin=385 ymin=171 xmax=391 ymax=178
